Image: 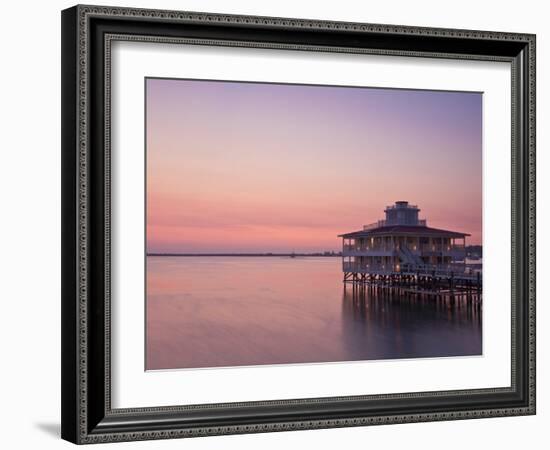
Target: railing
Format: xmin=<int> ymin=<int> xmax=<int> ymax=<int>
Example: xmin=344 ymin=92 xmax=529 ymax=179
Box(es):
xmin=363 ymin=220 xmax=386 ymax=231
xmin=342 ymin=262 xmax=396 ymax=273
xmin=363 ymin=219 xmax=427 ymax=230
xmin=343 ymin=244 xmax=465 ymax=254
xmin=343 ymin=261 xmax=481 ymax=279
xmin=417 ymin=244 xmax=463 ymax=253
xmin=343 ymin=245 xmax=396 ymax=253
xmin=400 ymin=263 xmax=480 ymax=279
xmin=385 ymin=204 xmax=419 ymax=210
xmin=398 ymin=245 xmax=424 ymax=265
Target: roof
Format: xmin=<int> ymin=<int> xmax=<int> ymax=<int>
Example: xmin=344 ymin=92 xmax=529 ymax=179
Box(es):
xmin=338 ymin=225 xmax=470 ymax=239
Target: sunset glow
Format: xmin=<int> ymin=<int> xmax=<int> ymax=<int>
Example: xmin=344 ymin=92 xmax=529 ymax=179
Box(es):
xmin=146 ymin=78 xmax=482 ymax=253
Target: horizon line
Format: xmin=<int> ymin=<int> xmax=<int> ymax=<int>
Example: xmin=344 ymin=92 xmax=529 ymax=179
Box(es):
xmin=146 ymin=245 xmax=482 ymax=257
xmin=147 ymin=252 xmax=342 ymax=257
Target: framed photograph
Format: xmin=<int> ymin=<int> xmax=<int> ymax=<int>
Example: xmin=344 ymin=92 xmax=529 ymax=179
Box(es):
xmin=61 ymin=5 xmax=536 ymax=444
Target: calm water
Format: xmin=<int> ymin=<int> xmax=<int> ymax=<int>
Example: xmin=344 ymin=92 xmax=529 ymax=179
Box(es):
xmin=146 ymin=256 xmax=482 ymax=370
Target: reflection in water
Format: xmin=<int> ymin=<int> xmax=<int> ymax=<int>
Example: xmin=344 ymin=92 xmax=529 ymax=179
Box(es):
xmin=146 ymin=257 xmax=482 ymax=370
xmin=341 ymin=286 xmax=482 ymax=361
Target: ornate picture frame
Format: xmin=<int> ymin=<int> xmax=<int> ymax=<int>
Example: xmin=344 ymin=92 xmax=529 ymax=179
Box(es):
xmin=61 ymin=4 xmax=536 ymax=444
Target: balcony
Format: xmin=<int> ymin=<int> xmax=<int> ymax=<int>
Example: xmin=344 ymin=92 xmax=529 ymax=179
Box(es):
xmin=342 ymin=261 xmax=397 ymax=274
xmin=384 ymin=203 xmax=419 ymax=210
xmin=363 ymin=218 xmax=427 ymax=230
xmin=418 ymin=244 xmax=465 ymax=257
xmin=343 ymin=261 xmax=480 ymax=279
xmin=342 ymin=245 xmax=396 ymax=257
xmin=363 ymin=220 xmax=387 ymax=231
xmin=343 ymin=243 xmax=465 ymax=258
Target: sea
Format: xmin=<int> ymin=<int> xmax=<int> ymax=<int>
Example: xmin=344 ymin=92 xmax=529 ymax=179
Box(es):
xmin=146 ymin=256 xmax=482 ymax=370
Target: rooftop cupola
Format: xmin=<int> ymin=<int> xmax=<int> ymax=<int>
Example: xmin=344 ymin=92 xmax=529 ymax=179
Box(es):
xmin=384 ymin=201 xmax=423 ymax=226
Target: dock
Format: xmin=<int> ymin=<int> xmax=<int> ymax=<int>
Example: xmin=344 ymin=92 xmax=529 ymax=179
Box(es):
xmin=343 ymin=262 xmax=481 ymax=303
xmin=338 ymin=201 xmax=482 ymax=304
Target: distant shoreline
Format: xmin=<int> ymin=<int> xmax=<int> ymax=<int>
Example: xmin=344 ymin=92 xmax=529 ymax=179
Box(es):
xmin=147 ymin=253 xmax=342 ymax=257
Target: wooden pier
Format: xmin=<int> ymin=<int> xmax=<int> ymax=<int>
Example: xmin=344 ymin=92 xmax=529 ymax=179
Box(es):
xmin=338 ymin=201 xmax=481 ymax=304
xmin=343 ymin=263 xmax=482 ymax=303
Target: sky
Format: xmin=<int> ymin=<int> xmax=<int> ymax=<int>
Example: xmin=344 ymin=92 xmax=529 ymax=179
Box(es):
xmin=146 ymin=78 xmax=482 ymax=253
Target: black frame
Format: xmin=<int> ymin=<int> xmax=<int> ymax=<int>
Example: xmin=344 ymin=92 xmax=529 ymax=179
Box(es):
xmin=61 ymin=4 xmax=536 ymax=444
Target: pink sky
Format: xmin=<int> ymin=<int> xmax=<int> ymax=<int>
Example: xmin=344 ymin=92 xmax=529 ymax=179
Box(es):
xmin=146 ymin=79 xmax=482 ymax=252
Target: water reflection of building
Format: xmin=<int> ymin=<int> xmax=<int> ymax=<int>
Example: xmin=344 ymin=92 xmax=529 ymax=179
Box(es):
xmin=338 ymin=201 xmax=481 ymax=298
xmin=340 ymin=286 xmax=482 ymax=359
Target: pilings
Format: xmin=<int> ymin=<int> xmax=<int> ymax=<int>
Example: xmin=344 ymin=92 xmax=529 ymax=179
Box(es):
xmin=343 ymin=270 xmax=482 ymax=305
xmin=342 ymin=281 xmax=482 ymax=326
